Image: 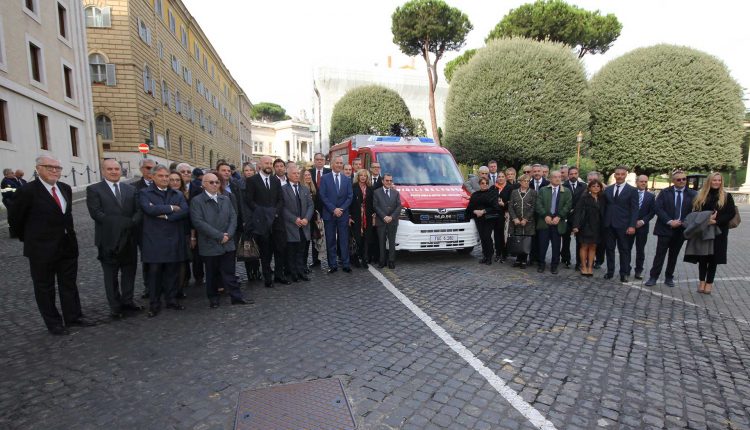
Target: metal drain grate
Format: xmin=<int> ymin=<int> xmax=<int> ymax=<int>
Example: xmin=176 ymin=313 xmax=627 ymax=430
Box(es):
xmin=234 ymin=378 xmax=356 ymax=430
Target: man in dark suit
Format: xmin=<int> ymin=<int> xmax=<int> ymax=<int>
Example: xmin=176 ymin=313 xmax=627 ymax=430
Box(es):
xmin=633 ymin=175 xmax=656 ymax=280
xmin=134 ymin=158 xmax=156 ymax=298
xmin=308 ymin=153 xmax=331 ymax=268
xmin=561 ymin=166 xmax=586 ymax=270
xmin=319 ymin=155 xmax=353 ymax=273
xmin=603 ymin=166 xmax=639 ymax=282
xmin=86 ymin=159 xmax=143 ymax=319
xmin=645 ymin=170 xmax=696 ymax=287
xmin=243 ymin=155 xmax=287 ymax=287
xmin=15 ymin=169 xmax=28 ymax=186
xmin=534 ymin=171 xmax=572 ymax=274
xmin=9 ymin=156 xmax=89 ymax=335
xmin=368 ymin=161 xmax=383 ymax=264
xmin=281 ymin=165 xmax=314 ymax=282
xmin=370 ymin=161 xmax=384 ymax=190
xmin=530 ymin=164 xmax=550 ymax=192
xmin=373 ymin=174 xmax=402 ymax=269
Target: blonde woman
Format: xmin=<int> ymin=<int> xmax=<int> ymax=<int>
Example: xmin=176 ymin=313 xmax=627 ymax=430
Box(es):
xmin=683 ymin=173 xmax=736 ymax=294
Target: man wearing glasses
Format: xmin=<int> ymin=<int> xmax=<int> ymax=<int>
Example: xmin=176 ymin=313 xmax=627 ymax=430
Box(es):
xmin=9 ymin=156 xmax=90 ymax=335
xmin=645 ymin=170 xmax=696 ymax=287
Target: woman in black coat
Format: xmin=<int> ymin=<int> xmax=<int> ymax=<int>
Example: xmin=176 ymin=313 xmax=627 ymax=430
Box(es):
xmin=349 ymin=169 xmax=375 ymax=268
xmin=684 ymin=172 xmax=736 ymax=294
xmin=466 ymin=177 xmax=501 ymax=265
xmin=572 ymin=179 xmax=606 ymax=276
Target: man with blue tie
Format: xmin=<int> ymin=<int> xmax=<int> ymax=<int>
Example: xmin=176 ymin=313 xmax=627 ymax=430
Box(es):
xmin=603 ymin=166 xmax=639 ymax=282
xmin=319 ymin=156 xmax=353 ymax=273
xmin=645 ymin=170 xmax=696 ymax=287
xmin=632 ymin=175 xmax=656 ymax=280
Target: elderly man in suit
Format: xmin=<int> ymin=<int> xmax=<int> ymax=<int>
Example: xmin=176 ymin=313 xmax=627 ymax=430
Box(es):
xmin=319 ymin=155 xmax=354 ymax=273
xmin=243 ymin=155 xmax=287 ymax=287
xmin=134 ymin=158 xmax=156 ymax=298
xmin=603 ymin=166 xmax=639 ymax=282
xmin=190 ymin=173 xmax=250 ymax=307
xmin=535 ymin=171 xmax=572 ymax=274
xmin=632 ymin=175 xmax=656 ymax=280
xmin=465 ymin=166 xmax=489 ymax=193
xmin=140 ymin=164 xmax=189 ymax=317
xmin=374 ymin=173 xmax=402 ymax=269
xmin=86 ymin=159 xmax=143 ymax=319
xmin=645 ymin=170 xmax=697 ymax=287
xmin=282 ymin=165 xmax=314 ymax=282
xmin=9 ymin=156 xmax=90 ymax=335
xmin=562 ymin=166 xmax=586 ymax=270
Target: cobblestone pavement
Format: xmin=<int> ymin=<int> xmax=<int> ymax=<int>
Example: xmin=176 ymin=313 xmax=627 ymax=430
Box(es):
xmin=1 ymin=200 xmax=750 ymax=429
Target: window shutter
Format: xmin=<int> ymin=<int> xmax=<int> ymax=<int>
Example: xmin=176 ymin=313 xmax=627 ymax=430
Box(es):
xmin=102 ymin=7 xmax=112 ymax=27
xmin=146 ymin=28 xmax=152 ymax=46
xmin=143 ymin=69 xmax=149 ymax=92
xmin=105 ymin=64 xmax=117 ymax=86
xmin=151 ymin=78 xmax=156 ymax=95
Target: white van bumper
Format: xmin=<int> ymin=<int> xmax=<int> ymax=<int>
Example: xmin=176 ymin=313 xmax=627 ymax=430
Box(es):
xmin=394 ymin=220 xmax=479 ymax=251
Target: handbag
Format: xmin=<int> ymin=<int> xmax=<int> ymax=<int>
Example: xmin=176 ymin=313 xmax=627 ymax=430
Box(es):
xmin=728 ymin=206 xmax=741 ymax=229
xmin=236 ymin=233 xmax=260 ymax=261
xmin=507 ymin=235 xmax=532 ymax=255
xmin=349 ymin=235 xmax=358 ymax=256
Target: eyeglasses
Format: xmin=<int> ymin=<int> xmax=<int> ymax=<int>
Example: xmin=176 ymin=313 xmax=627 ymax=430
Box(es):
xmin=179 ymin=170 xmax=191 ymax=174
xmin=523 ymin=170 xmax=531 ymax=174
xmin=205 ymin=180 xmax=220 ymax=185
xmin=674 ymin=178 xmax=687 ymax=182
xmin=39 ymin=165 xmax=63 ymax=172
xmin=383 ymin=179 xmax=393 ymax=182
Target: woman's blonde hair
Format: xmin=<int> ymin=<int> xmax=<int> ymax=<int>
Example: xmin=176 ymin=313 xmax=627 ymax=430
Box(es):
xmin=692 ymin=172 xmax=726 ymax=210
xmin=355 ymin=169 xmax=371 ymax=187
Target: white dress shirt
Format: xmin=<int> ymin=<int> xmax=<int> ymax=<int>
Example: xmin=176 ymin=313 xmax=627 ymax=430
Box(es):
xmin=104 ymin=179 xmax=120 ymax=198
xmin=41 ymin=180 xmax=67 ymax=213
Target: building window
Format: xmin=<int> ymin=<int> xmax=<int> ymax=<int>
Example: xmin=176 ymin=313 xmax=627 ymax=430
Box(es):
xmin=161 ymin=80 xmax=169 ymax=107
xmin=96 ymin=114 xmax=112 ymax=140
xmin=193 ymin=41 xmax=199 ymax=61
xmin=69 ymin=126 xmax=79 ymax=156
xmin=0 ymin=99 xmax=8 ymax=142
xmin=63 ymin=64 xmax=73 ymax=99
xmin=138 ymin=18 xmax=152 ymax=45
xmin=37 ymin=113 xmax=49 ymax=150
xmin=199 ymin=109 xmax=205 ymax=129
xmin=178 ymin=136 xmax=183 ymax=154
xmin=148 ymin=121 xmax=154 ymax=146
xmin=171 ymin=54 xmax=179 ymax=74
xmin=154 ymin=0 xmax=162 ymax=17
xmin=89 ymin=53 xmax=116 ymax=85
xmin=143 ymin=64 xmax=154 ymax=94
xmin=165 ymin=129 xmax=170 ymax=151
xmin=57 ymin=2 xmax=68 ymax=40
xmin=0 ymin=19 xmax=7 ymax=71
xmin=175 ymin=91 xmax=181 ymax=114
xmin=203 ymin=54 xmax=207 ymax=71
xmin=28 ymin=41 xmax=43 ymax=84
xmin=189 ymin=141 xmax=193 ymax=158
xmin=85 ymin=6 xmax=111 ymax=28
xmin=180 ymin=26 xmax=188 ymax=49
xmin=168 ymin=10 xmax=175 ymax=34
xmin=24 ymin=0 xmax=40 ymax=20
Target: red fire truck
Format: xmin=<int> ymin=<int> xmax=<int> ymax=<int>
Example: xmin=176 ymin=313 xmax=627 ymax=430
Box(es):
xmin=329 ymin=135 xmax=479 ymax=253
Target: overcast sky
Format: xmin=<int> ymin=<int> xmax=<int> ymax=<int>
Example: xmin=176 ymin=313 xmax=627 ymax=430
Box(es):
xmin=182 ymin=0 xmax=750 ymax=116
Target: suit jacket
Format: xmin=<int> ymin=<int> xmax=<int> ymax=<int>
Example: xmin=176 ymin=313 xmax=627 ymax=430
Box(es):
xmin=603 ymin=182 xmax=638 ymax=229
xmin=636 ymin=190 xmax=656 ymax=230
xmin=319 ymin=171 xmax=353 ymax=221
xmin=1 ymin=177 xmax=22 ymax=207
xmin=653 ymin=186 xmax=697 ymax=237
xmin=190 ymin=192 xmax=237 ymax=256
xmin=530 ymin=177 xmax=550 ymax=192
xmin=242 ymin=174 xmax=283 ymax=236
xmin=535 ymin=185 xmax=572 ymax=233
xmin=188 ymin=180 xmax=203 ymax=200
xmin=370 ymin=175 xmax=384 ymax=190
xmin=86 ymin=180 xmax=142 ymax=262
xmin=9 ymin=179 xmax=78 ymax=262
xmin=495 ymin=185 xmax=514 ymax=214
xmin=464 ymin=176 xmax=481 ymax=193
xmin=139 ymin=185 xmax=189 ymax=263
xmin=373 ymin=187 xmax=402 ymax=227
xmin=134 ymin=177 xmax=151 ymax=190
xmin=281 ymin=183 xmax=314 ymax=242
xmin=309 ymin=167 xmax=332 ymax=189
xmin=350 ymin=184 xmax=375 ymax=233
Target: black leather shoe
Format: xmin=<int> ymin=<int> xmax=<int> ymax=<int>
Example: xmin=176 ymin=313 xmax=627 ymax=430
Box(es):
xmin=664 ymin=278 xmax=675 ymax=288
xmin=49 ymin=326 xmax=70 ymax=336
xmin=328 ymin=268 xmax=338 ymax=274
xmin=209 ymin=302 xmax=219 ymax=309
xmin=298 ymin=275 xmax=311 ymax=282
xmin=644 ymin=278 xmax=657 ymax=287
xmin=603 ymin=273 xmax=614 ymax=280
xmin=550 ymin=266 xmax=558 ymax=274
xmin=231 ymin=299 xmax=248 ymax=305
xmin=388 ymin=262 xmax=395 ymax=269
xmin=122 ymin=303 xmax=144 ymax=312
xmin=377 ymin=264 xmax=386 ymax=269
xmin=110 ymin=312 xmax=124 ymax=320
xmin=343 ymin=267 xmax=352 ymax=273
xmin=634 ymin=272 xmax=643 ymax=280
xmin=166 ymin=303 xmax=186 ymax=311
xmin=620 ymin=275 xmax=628 ymax=283
xmin=274 ymin=277 xmax=292 ymax=285
xmin=66 ymin=318 xmax=94 ymax=327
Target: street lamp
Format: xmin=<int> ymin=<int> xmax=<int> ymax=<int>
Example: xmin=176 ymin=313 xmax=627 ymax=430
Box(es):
xmin=576 ymin=131 xmax=583 ymax=169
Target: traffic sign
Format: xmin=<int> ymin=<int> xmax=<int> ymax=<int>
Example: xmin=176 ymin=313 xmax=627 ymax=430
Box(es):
xmin=138 ymin=143 xmax=150 ymax=154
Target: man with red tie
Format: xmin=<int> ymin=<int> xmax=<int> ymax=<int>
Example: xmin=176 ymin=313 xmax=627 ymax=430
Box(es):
xmin=9 ymin=156 xmax=90 ymax=335
xmin=307 ymin=153 xmax=330 ymax=267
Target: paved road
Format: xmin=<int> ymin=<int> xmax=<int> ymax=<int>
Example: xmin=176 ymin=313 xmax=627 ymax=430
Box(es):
xmin=1 ymin=199 xmax=750 ymax=429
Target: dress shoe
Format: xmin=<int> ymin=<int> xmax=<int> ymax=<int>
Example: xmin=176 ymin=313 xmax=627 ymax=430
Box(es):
xmin=361 ymin=262 xmax=369 ymax=269
xmin=66 ymin=318 xmax=94 ymax=327
xmin=166 ymin=303 xmax=186 ymax=311
xmin=147 ymin=309 xmax=159 ymax=318
xmin=550 ymin=266 xmax=558 ymax=274
xmin=620 ymin=275 xmax=628 ymax=283
xmin=562 ymin=261 xmax=570 ymax=268
xmin=537 ymin=265 xmax=545 ymax=273
xmin=48 ymin=326 xmax=70 ymax=336
xmin=209 ymin=302 xmax=220 ymax=309
xmin=388 ymin=262 xmax=395 ymax=269
xmin=377 ymin=263 xmax=386 ymax=269
xmin=574 ymin=264 xmax=581 ymax=272
xmin=603 ymin=273 xmax=614 ymax=280
xmin=644 ymin=278 xmax=657 ymax=287
xmin=664 ymin=277 xmax=675 ymax=288
xmin=634 ymin=272 xmax=643 ymax=280
xmin=122 ymin=303 xmax=144 ymax=312
xmin=231 ymin=298 xmax=250 ymax=305
xmin=310 ymin=261 xmax=321 ymax=267
xmin=274 ymin=277 xmax=292 ymax=285
xmin=328 ymin=268 xmax=338 ymax=274
xmin=343 ymin=267 xmax=352 ymax=273
xmin=298 ymin=275 xmax=311 ymax=282
xmin=110 ymin=312 xmax=124 ymax=320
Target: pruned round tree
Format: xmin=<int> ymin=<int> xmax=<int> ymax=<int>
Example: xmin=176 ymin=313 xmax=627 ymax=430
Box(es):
xmin=329 ymin=85 xmax=414 ymax=144
xmin=444 ymin=38 xmax=589 ymax=166
xmin=589 ymin=44 xmax=745 ymax=175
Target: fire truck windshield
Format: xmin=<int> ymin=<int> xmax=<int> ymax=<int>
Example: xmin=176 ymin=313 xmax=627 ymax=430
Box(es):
xmin=376 ymin=152 xmax=463 ymax=186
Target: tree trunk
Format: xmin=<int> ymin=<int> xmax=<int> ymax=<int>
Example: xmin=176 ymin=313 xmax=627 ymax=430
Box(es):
xmin=425 ymin=66 xmax=441 ymax=146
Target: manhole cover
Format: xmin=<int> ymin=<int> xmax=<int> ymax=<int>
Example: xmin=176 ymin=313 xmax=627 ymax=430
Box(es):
xmin=234 ymin=378 xmax=356 ymax=430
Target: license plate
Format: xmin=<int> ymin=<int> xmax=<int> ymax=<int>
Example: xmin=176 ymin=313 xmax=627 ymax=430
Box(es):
xmin=429 ymin=234 xmax=458 ymax=242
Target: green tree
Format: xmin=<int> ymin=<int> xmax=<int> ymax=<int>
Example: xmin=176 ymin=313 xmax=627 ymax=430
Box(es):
xmin=392 ymin=0 xmax=472 ymax=145
xmin=412 ymin=117 xmax=428 ymax=136
xmin=589 ymin=45 xmax=745 ymax=175
xmin=444 ymin=49 xmax=477 ymax=83
xmin=329 ymin=85 xmax=414 ymax=144
xmin=445 ymin=38 xmax=589 ymax=167
xmin=486 ymin=0 xmax=622 ymax=58
xmin=250 ymin=102 xmax=290 ymax=122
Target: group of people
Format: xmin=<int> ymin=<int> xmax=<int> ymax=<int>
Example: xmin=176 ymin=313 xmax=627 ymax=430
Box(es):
xmin=465 ymin=162 xmax=737 ymax=295
xmin=1 ymin=168 xmax=28 ymax=237
xmin=6 ymin=153 xmax=403 ymax=335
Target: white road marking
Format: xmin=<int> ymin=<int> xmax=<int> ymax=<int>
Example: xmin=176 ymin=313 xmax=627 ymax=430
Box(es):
xmin=368 ymin=267 xmax=558 ymax=430
xmin=674 ymin=276 xmax=750 ymax=284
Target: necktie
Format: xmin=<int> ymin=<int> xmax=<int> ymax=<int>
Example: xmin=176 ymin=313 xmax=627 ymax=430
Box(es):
xmin=51 ymin=186 xmax=62 ymax=211
xmin=614 ymin=185 xmax=621 ymax=199
xmin=264 ymin=177 xmax=269 ymax=190
xmin=335 ymin=174 xmax=340 ymax=191
xmin=294 ymin=184 xmax=301 ymax=215
xmin=571 ymin=181 xmax=576 ymax=191
xmin=113 ymin=182 xmax=122 ymax=206
xmin=316 ymin=170 xmax=321 ymax=186
xmin=491 ymin=174 xmax=495 ymax=184
xmin=638 ymin=191 xmax=644 ymax=209
xmin=386 ymin=188 xmax=390 ymax=199
xmin=675 ymin=190 xmax=683 ymax=220
xmin=551 ymin=187 xmax=558 ymax=215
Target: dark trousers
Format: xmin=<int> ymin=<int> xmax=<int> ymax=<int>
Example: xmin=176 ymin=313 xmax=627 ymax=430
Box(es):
xmin=285 ymin=238 xmax=306 ymax=278
xmin=146 ymin=262 xmax=179 ymax=310
xmin=476 ymin=218 xmax=494 ymax=259
xmin=605 ymin=227 xmax=633 ymax=276
xmin=377 ymin=222 xmax=398 ymax=265
xmin=273 ymin=231 xmax=288 ymax=278
xmin=529 ymin=231 xmax=539 ymax=264
xmin=649 ymin=234 xmax=684 ymax=280
xmin=353 ymin=226 xmax=372 ymax=264
xmin=698 ymin=257 xmax=718 ymax=283
xmin=633 ymin=226 xmax=649 ymax=274
xmin=492 ymin=215 xmax=506 ymax=257
xmin=537 ymin=226 xmax=562 ymax=267
xmin=325 ymin=216 xmax=350 ymax=269
xmin=255 ymin=232 xmax=277 ymax=283
xmin=369 ymin=226 xmax=380 ymax=262
xmin=561 ymin=228 xmax=580 ymax=266
xmin=310 ymin=221 xmax=321 ymax=265
xmin=243 ymin=259 xmax=260 ymax=280
xmin=101 ymin=261 xmax=136 ymax=313
xmin=191 ymin=246 xmax=205 ymax=281
xmin=29 ymin=256 xmax=82 ymax=329
xmin=204 ymin=251 xmax=243 ymax=304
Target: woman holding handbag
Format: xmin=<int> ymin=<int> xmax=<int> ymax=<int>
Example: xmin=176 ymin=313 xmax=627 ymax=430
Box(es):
xmin=466 ymin=177 xmax=501 ymax=265
xmin=572 ymin=179 xmax=606 ymax=276
xmin=507 ymin=174 xmax=537 ymax=269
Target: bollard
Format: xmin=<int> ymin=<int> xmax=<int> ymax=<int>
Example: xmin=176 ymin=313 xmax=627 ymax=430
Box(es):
xmin=70 ymin=166 xmax=77 ymax=186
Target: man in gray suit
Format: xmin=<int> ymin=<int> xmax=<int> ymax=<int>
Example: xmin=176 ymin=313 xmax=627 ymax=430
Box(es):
xmin=374 ymin=174 xmax=402 ymax=269
xmin=190 ymin=173 xmax=250 ymax=308
xmin=86 ymin=158 xmax=143 ymax=319
xmin=282 ymin=165 xmax=314 ymax=282
xmin=465 ymin=166 xmax=489 ymax=193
